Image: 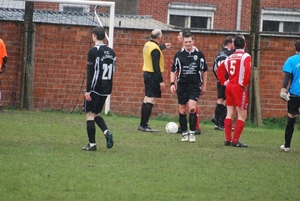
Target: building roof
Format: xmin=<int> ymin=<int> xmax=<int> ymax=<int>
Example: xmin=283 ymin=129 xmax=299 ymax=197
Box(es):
xmin=0 ymin=8 xmax=175 ymax=30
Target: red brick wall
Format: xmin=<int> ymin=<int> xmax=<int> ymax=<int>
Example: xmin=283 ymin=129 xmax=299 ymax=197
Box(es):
xmin=259 ymin=37 xmax=297 ymax=118
xmin=0 ymin=21 xmax=296 ymax=119
xmin=23 ymin=0 xmax=300 ymax=32
xmin=138 ymin=0 xmax=300 ymax=31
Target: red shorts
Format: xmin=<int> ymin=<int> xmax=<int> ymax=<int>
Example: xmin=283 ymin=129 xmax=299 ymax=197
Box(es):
xmin=225 ymin=83 xmax=248 ymax=110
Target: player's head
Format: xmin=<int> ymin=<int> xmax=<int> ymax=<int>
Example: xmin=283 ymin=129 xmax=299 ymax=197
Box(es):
xmin=150 ymin=29 xmax=162 ymax=42
xmin=177 ymin=28 xmax=191 ymax=44
xmin=224 ymin=36 xmax=234 ymax=50
xmin=183 ymin=32 xmax=194 ymax=51
xmin=235 ymin=33 xmax=245 ymax=40
xmin=92 ymin=26 xmax=106 ymax=41
xmin=234 ymin=36 xmax=245 ymax=49
xmin=295 ymin=40 xmax=300 ymax=53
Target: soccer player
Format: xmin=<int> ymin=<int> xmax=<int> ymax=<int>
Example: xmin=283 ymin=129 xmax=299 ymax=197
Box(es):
xmin=211 ymin=36 xmax=234 ymax=130
xmin=82 ymin=26 xmax=116 ymax=151
xmin=170 ymin=33 xmax=207 ymax=142
xmin=0 ymin=38 xmax=7 ymax=73
xmin=0 ymin=38 xmax=7 ymax=111
xmin=138 ymin=29 xmax=169 ymax=132
xmin=217 ymin=36 xmax=251 ymax=147
xmin=176 ymin=29 xmax=201 ymax=135
xmin=279 ymin=40 xmax=300 ymax=152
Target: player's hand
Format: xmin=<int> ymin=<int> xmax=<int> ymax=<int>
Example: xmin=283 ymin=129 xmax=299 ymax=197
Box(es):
xmin=200 ymin=85 xmax=207 ymax=96
xmin=165 ymin=43 xmax=171 ymax=49
xmin=160 ymin=82 xmax=165 ymax=90
xmin=224 ymin=80 xmax=229 ymax=86
xmin=280 ymin=88 xmax=290 ymax=101
xmin=85 ymin=92 xmax=92 ymax=101
xmin=170 ymin=85 xmax=176 ymax=94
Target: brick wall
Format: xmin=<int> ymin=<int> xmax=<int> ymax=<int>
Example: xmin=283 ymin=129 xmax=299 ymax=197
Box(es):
xmin=113 ymin=0 xmax=139 ymax=15
xmin=137 ymin=0 xmax=252 ymax=31
xmin=137 ymin=0 xmax=300 ymax=31
xmin=0 ymin=21 xmax=297 ymax=119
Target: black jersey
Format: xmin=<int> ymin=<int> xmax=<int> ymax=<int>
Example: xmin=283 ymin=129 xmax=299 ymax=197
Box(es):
xmin=212 ymin=48 xmax=233 ymax=79
xmin=86 ymin=44 xmax=116 ymax=96
xmin=171 ymin=47 xmax=207 ymax=86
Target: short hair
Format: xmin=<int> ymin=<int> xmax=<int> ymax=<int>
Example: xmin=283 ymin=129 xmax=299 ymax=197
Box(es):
xmin=150 ymin=29 xmax=162 ymax=39
xmin=234 ymin=36 xmax=245 ymax=49
xmin=183 ymin=32 xmax=193 ymax=39
xmin=92 ymin=26 xmax=106 ymax=40
xmin=235 ymin=33 xmax=245 ymax=39
xmin=295 ymin=40 xmax=300 ymax=52
xmin=224 ymin=36 xmax=233 ymax=46
xmin=181 ymin=28 xmax=191 ymax=35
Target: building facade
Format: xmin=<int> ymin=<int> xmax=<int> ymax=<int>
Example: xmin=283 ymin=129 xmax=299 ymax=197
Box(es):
xmin=0 ymin=0 xmax=299 ymax=120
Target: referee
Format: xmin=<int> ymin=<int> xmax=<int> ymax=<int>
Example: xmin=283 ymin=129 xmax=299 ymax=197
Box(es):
xmin=138 ymin=29 xmax=170 ymax=132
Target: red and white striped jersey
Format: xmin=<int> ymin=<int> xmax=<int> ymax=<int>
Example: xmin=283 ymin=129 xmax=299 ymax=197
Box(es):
xmin=217 ymin=49 xmax=251 ymax=87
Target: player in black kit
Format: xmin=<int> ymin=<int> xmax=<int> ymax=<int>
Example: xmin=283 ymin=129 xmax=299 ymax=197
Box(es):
xmin=170 ymin=33 xmax=207 ymax=142
xmin=211 ymin=36 xmax=234 ymax=130
xmin=82 ymin=26 xmax=116 ymax=151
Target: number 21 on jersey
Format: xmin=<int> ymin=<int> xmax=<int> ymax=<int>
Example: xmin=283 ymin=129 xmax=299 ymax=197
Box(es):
xmin=102 ymin=63 xmax=113 ymax=80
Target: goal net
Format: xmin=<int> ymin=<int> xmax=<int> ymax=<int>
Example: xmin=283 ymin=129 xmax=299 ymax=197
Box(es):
xmin=5 ymin=0 xmax=115 ymax=113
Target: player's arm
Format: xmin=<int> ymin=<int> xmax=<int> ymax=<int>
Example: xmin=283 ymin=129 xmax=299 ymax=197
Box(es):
xmin=85 ymin=50 xmax=95 ymax=101
xmin=151 ymin=49 xmax=165 ymax=90
xmin=170 ymin=55 xmax=178 ymax=94
xmin=200 ymin=56 xmax=208 ymax=94
xmin=282 ymin=72 xmax=291 ymax=89
xmin=170 ymin=71 xmax=176 ymax=94
xmin=212 ymin=60 xmax=219 ymax=79
xmin=280 ymin=72 xmax=292 ymax=101
xmin=242 ymin=55 xmax=252 ymax=87
xmin=201 ymin=71 xmax=207 ymax=95
xmin=216 ymin=61 xmax=227 ymax=85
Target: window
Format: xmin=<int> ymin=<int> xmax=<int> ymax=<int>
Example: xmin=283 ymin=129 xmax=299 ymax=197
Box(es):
xmin=262 ymin=21 xmax=279 ymax=32
xmin=284 ymin=22 xmax=300 ymax=33
xmin=261 ymin=8 xmax=300 ymax=33
xmin=59 ymin=4 xmax=90 ymax=13
xmin=0 ymin=0 xmax=25 ymax=9
xmin=168 ymin=3 xmax=216 ymax=29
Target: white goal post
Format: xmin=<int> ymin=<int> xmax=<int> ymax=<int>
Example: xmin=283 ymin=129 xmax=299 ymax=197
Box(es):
xmin=13 ymin=0 xmax=115 ymax=114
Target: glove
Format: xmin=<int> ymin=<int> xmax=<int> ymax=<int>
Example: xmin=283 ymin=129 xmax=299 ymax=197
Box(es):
xmin=280 ymin=88 xmax=290 ymax=101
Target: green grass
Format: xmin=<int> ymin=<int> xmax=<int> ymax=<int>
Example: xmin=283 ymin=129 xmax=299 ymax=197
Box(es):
xmin=0 ymin=110 xmax=300 ymax=201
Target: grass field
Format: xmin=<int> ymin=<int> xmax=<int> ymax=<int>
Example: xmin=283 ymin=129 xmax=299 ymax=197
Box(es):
xmin=0 ymin=110 xmax=300 ymax=201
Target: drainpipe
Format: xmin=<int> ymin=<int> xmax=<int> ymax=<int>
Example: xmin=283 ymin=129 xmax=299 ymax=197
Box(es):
xmin=236 ymin=0 xmax=242 ymax=30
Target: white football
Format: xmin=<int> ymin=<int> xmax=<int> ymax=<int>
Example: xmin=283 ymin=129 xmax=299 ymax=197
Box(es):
xmin=165 ymin=122 xmax=179 ymax=134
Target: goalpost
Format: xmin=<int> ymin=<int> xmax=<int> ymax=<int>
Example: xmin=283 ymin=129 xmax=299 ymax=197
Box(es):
xmin=13 ymin=0 xmax=115 ymax=114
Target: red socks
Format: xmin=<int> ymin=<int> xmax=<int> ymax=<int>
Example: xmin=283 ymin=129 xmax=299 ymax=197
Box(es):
xmin=224 ymin=118 xmax=232 ymax=142
xmin=232 ymin=119 xmax=245 ymax=143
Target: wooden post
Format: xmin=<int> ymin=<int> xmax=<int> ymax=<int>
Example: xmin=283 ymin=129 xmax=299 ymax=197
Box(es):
xmin=249 ymin=0 xmax=263 ymax=126
xmin=21 ymin=2 xmax=35 ymax=110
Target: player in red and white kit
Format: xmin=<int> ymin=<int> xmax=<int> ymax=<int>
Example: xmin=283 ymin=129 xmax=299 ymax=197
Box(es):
xmin=217 ymin=36 xmax=251 ymax=147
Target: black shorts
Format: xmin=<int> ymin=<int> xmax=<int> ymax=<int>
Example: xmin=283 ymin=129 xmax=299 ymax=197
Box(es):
xmin=177 ymin=83 xmax=200 ymax=105
xmin=144 ymin=72 xmax=161 ymax=98
xmin=84 ymin=93 xmax=107 ymax=114
xmin=287 ymin=95 xmax=300 ymax=115
xmin=216 ymin=81 xmax=226 ymax=99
